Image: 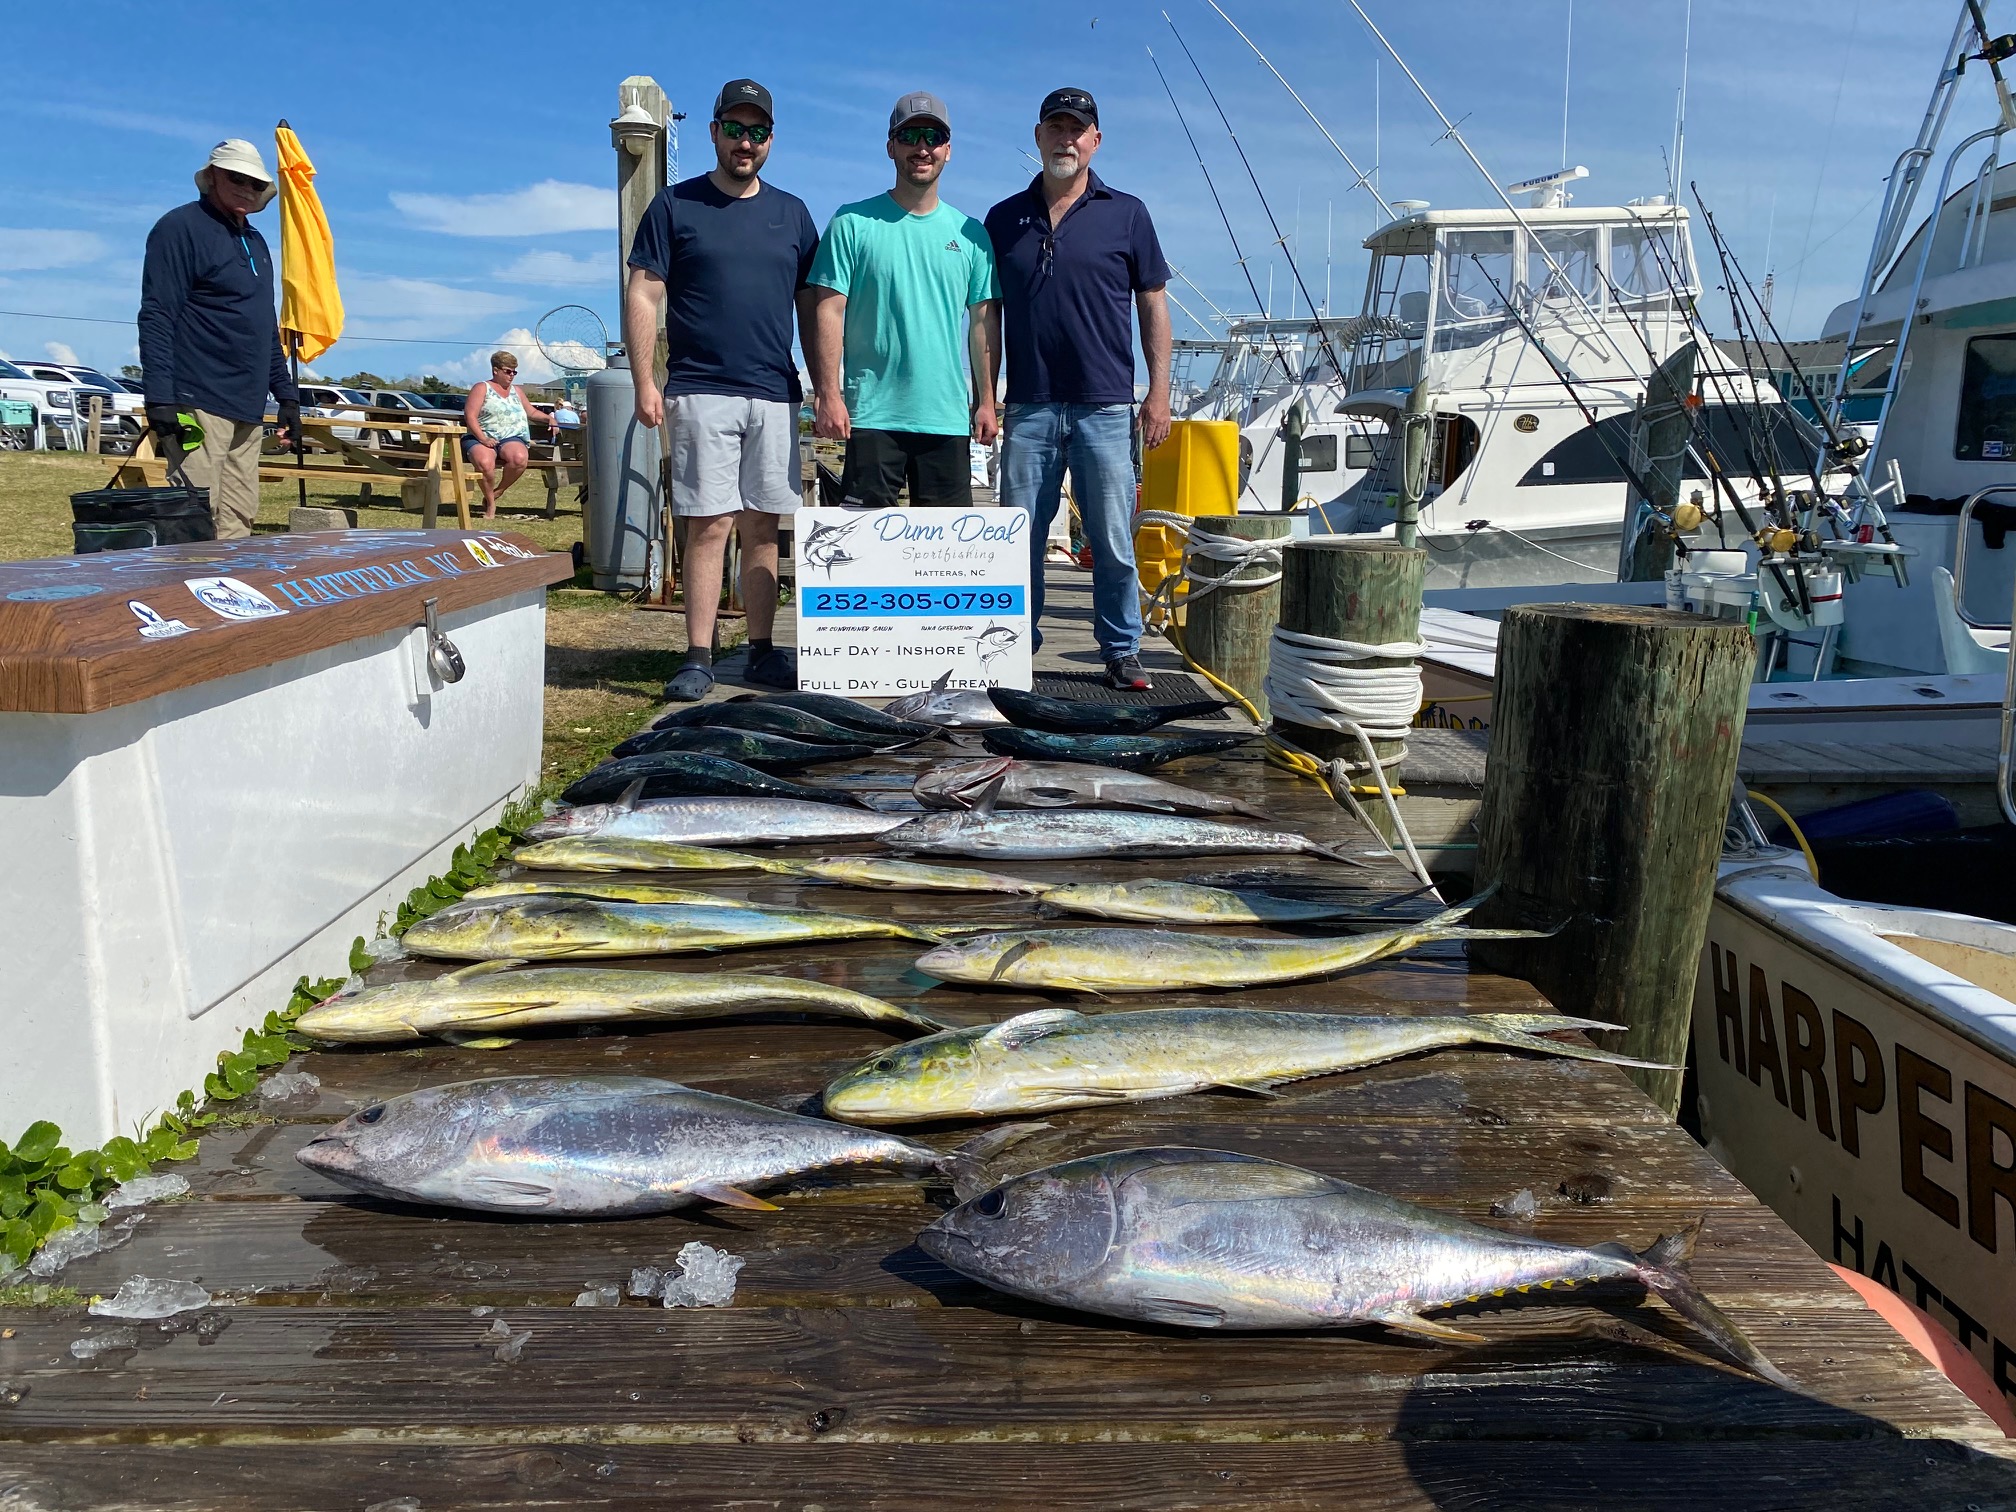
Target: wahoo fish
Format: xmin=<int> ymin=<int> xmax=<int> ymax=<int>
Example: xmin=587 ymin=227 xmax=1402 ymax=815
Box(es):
xmin=296 ymin=1074 xmax=1036 ymax=1217
xmin=725 ymin=691 xmax=946 ymax=742
xmin=297 ymin=961 xmax=945 ymax=1043
xmin=919 ymin=1146 xmax=1791 ymax=1385
xmin=988 ymin=686 xmax=1231 ymax=734
xmin=980 ymin=726 xmax=1252 ymax=771
xmin=881 ymin=807 xmax=1357 ymax=864
xmin=822 ymin=1006 xmax=1660 ymax=1121
xmin=561 ymin=753 xmax=873 ymax=808
xmin=402 ymin=895 xmax=942 ymax=961
xmin=636 ymin=700 xmax=903 ymax=748
xmin=914 ymin=756 xmax=1271 ymax=821
xmin=522 ymin=797 xmax=910 ymax=847
xmin=884 ymin=669 xmax=1010 ymax=727
xmin=573 ymin=728 xmax=880 ymax=774
xmin=509 ymin=837 xmax=804 ymax=874
xmin=913 ymin=891 xmax=1548 ymax=993
xmin=1036 ymin=879 xmax=1388 ymax=925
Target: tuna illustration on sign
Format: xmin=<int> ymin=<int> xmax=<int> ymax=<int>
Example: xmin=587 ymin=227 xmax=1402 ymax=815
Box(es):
xmin=968 ymin=621 xmax=1019 ymax=675
xmin=802 ymin=518 xmax=864 ymax=578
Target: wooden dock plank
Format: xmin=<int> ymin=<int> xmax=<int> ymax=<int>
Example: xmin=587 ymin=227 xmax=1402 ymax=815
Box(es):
xmin=4 ymin=580 xmax=2010 ymax=1507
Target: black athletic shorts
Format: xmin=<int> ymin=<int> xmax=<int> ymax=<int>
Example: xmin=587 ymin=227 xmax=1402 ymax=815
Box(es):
xmin=840 ymin=428 xmax=973 ymax=508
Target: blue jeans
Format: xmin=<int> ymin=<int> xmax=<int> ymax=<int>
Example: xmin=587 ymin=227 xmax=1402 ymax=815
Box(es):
xmin=999 ymin=401 xmax=1141 ymax=661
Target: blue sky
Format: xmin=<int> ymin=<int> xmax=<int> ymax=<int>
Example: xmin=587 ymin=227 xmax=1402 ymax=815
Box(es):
xmin=0 ymin=0 xmax=1989 ymax=386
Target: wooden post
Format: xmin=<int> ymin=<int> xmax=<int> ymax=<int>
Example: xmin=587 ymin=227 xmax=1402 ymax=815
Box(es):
xmin=85 ymin=396 xmax=103 ymax=456
xmin=1271 ymin=538 xmax=1426 ymax=765
xmin=1183 ymin=514 xmax=1290 ymax=719
xmin=1472 ymin=603 xmax=1754 ymax=1113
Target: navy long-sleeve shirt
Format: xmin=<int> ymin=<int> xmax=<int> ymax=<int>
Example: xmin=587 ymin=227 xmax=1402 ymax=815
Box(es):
xmin=138 ymin=198 xmax=296 ymax=423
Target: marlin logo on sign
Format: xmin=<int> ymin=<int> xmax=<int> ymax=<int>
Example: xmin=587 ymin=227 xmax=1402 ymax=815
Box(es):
xmin=801 ymin=517 xmax=864 ymax=578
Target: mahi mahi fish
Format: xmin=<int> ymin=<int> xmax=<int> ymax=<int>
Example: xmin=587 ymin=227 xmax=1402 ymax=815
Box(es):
xmin=297 ymin=960 xmax=945 ymax=1043
xmin=912 ymin=891 xmax=1547 ymax=993
xmin=522 ymin=797 xmax=910 ymax=846
xmin=1036 ymin=878 xmax=1392 ymax=925
xmin=881 ymin=806 xmax=1357 ymax=864
xmin=919 ymin=1146 xmax=1791 ymax=1385
xmin=822 ymin=1006 xmax=1661 ymax=1121
xmin=467 ymin=881 xmax=767 ymax=906
xmin=987 ymin=686 xmax=1230 ymax=734
xmin=506 ymin=838 xmax=1045 ymax=894
xmin=913 ymin=757 xmax=1270 ymax=821
xmin=295 ymin=1074 xmax=1035 ymax=1216
xmin=402 ymin=895 xmax=942 ymax=961
xmin=980 ymin=726 xmax=1251 ymax=771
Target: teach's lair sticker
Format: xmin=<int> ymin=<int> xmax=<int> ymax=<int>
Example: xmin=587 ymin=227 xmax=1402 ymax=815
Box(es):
xmin=184 ymin=576 xmax=288 ymax=622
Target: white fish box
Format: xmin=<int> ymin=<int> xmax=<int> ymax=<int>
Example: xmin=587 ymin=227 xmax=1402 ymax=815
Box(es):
xmin=0 ymin=531 xmax=570 ymax=1144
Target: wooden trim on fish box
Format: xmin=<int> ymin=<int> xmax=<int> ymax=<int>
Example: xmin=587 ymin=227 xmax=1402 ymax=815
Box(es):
xmin=0 ymin=530 xmax=572 ymax=714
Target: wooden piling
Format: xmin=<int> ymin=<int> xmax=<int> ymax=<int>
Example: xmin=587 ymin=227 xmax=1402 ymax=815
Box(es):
xmin=1472 ymin=603 xmax=1754 ymax=1113
xmin=1181 ymin=514 xmax=1291 ymax=719
xmin=1271 ymin=539 xmax=1426 ymax=765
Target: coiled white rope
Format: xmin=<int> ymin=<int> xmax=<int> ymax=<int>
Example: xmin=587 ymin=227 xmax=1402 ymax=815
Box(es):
xmin=1135 ymin=510 xmax=1285 ymax=628
xmin=1264 ymin=624 xmax=1436 ymax=890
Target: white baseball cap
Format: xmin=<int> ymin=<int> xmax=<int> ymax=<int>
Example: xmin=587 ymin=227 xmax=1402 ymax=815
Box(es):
xmin=194 ymin=140 xmax=277 ymax=210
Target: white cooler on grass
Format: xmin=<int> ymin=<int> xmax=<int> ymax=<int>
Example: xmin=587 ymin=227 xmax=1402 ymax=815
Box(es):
xmin=0 ymin=529 xmax=571 ymax=1144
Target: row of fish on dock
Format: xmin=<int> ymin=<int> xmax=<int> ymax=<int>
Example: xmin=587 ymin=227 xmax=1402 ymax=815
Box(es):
xmin=288 ymin=684 xmax=1791 ymax=1385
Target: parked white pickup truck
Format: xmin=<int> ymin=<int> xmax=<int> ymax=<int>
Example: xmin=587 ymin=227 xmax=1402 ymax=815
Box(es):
xmin=0 ymin=357 xmax=91 ymax=450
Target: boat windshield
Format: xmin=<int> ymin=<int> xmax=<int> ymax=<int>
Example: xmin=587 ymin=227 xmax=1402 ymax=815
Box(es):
xmin=1612 ymin=221 xmax=1693 ymax=309
xmin=1434 ymin=229 xmax=1518 ymax=354
xmin=1355 ymin=251 xmax=1430 ymax=390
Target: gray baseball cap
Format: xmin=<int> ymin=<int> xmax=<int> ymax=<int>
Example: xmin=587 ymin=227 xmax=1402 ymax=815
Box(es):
xmin=889 ymin=91 xmax=950 ymax=133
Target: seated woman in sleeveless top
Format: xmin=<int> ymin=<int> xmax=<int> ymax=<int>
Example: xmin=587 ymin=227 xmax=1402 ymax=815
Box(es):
xmin=461 ymin=351 xmax=554 ymax=518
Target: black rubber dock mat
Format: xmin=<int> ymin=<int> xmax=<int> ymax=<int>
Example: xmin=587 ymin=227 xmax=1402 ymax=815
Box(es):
xmin=1028 ymin=670 xmax=1233 ymax=720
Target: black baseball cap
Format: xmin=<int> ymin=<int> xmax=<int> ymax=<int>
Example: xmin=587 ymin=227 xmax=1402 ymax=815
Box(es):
xmin=1039 ymin=87 xmax=1098 ymax=127
xmin=714 ymin=79 xmax=774 ymax=122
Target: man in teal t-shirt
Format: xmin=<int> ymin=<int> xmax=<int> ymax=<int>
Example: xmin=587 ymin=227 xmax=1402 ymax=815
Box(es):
xmin=808 ymin=90 xmax=1000 ymax=506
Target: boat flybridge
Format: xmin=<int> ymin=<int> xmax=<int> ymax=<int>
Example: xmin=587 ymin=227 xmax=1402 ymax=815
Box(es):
xmin=1304 ymin=171 xmax=1809 ymax=589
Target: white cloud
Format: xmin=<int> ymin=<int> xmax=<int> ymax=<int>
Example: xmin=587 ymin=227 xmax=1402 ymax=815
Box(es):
xmin=492 ymin=249 xmax=606 ymax=286
xmin=0 ymin=229 xmax=107 ymax=272
xmin=439 ymin=329 xmax=561 ymax=385
xmin=44 ymin=341 xmax=82 ymax=366
xmin=337 ymin=276 xmax=524 ymax=343
xmin=37 ymin=103 xmax=223 ymax=145
xmin=390 ymin=181 xmax=612 ymax=237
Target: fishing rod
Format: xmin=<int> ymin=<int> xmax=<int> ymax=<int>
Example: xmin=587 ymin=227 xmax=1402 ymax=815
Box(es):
xmin=1144 ymin=46 xmax=1310 ymax=421
xmin=1199 ymin=0 xmax=1395 ymax=221
xmin=1161 ymin=11 xmax=1353 ymax=405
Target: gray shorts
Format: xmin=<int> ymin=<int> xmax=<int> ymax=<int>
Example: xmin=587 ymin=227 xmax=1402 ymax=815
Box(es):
xmin=665 ymin=393 xmax=802 ymax=518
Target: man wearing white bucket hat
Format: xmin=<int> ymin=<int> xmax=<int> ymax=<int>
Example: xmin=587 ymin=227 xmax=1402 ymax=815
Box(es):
xmin=138 ymin=139 xmax=300 ymax=538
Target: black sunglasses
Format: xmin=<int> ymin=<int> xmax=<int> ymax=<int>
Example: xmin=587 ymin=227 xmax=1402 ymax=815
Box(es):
xmin=893 ymin=124 xmax=950 ymax=148
xmin=715 ymin=119 xmax=773 ymax=144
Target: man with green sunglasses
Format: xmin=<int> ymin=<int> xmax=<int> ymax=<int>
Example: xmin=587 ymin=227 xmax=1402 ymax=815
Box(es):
xmin=807 ymin=90 xmax=999 ymax=508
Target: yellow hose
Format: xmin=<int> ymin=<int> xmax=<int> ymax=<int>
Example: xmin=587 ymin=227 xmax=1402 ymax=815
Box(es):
xmin=1745 ymin=788 xmax=1819 ymax=882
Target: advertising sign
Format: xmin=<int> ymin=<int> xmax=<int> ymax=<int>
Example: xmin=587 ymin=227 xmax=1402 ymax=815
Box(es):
xmin=794 ymin=507 xmax=1032 ymax=696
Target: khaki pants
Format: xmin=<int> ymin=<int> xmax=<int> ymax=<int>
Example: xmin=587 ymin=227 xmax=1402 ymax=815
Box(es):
xmin=180 ymin=409 xmax=265 ymax=539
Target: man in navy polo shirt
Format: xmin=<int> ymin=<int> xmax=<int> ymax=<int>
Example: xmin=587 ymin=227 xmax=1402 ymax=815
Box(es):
xmin=984 ymin=86 xmax=1172 ymax=690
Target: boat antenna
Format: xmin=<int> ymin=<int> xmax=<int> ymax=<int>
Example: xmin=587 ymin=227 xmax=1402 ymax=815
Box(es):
xmin=1342 ymin=0 xmax=1617 ymax=366
xmin=1200 ymin=0 xmax=1394 ymax=220
xmin=1162 ymin=10 xmax=1352 ymax=388
xmin=1669 ymin=0 xmax=1692 ymax=199
xmin=1562 ymin=0 xmax=1575 ymax=170
xmin=1144 ymin=45 xmax=1308 ymax=393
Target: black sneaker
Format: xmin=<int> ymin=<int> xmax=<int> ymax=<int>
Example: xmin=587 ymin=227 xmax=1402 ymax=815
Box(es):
xmin=1104 ymin=655 xmax=1152 ymax=692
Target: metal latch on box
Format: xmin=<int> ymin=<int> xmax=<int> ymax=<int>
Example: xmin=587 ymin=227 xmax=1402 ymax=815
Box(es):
xmin=422 ymin=596 xmax=465 ymax=683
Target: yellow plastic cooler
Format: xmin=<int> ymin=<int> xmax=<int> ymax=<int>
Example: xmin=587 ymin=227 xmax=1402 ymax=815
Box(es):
xmin=1135 ymin=419 xmax=1239 ymax=610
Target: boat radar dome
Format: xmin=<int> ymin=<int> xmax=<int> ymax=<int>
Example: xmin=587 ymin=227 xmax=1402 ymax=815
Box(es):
xmin=1627 ymin=194 xmax=1673 ymax=208
xmin=1504 ymin=166 xmax=1588 ymax=209
xmin=1391 ymin=199 xmax=1430 ymax=216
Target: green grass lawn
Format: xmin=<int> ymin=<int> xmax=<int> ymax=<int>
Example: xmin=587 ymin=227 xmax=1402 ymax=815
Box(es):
xmin=0 ymin=451 xmax=731 ymax=790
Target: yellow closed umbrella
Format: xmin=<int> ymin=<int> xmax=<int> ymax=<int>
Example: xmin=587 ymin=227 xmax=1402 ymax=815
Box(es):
xmin=276 ymin=120 xmax=343 ymax=363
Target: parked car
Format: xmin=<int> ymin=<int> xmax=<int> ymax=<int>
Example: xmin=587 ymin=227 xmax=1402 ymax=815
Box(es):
xmin=363 ymin=389 xmax=461 ymax=448
xmin=295 ymin=383 xmax=371 ymax=444
xmin=0 ymin=357 xmax=89 ymax=450
xmin=21 ymin=362 xmax=137 ymax=451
